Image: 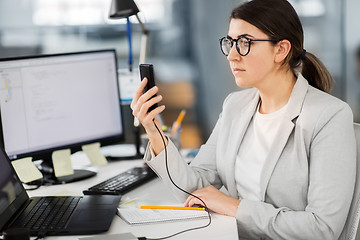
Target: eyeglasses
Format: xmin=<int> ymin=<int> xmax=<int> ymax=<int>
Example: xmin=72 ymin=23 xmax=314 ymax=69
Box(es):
xmin=219 ymin=36 xmax=278 ymax=56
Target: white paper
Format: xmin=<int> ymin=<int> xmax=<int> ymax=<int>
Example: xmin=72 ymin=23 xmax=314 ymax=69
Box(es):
xmin=117 ymin=207 xmax=209 ymax=225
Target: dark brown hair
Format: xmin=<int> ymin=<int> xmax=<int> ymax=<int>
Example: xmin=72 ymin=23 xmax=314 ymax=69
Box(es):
xmin=231 ymin=0 xmax=333 ymax=93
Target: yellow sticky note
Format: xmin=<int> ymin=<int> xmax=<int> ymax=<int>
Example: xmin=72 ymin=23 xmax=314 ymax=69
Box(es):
xmin=52 ymin=149 xmax=74 ymax=177
xmin=11 ymin=157 xmax=43 ymax=183
xmin=82 ymin=142 xmax=107 ymax=166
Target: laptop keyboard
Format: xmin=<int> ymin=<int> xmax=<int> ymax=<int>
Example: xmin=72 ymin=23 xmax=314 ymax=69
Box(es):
xmin=83 ymin=167 xmax=156 ymax=195
xmin=14 ymin=196 xmax=81 ymax=231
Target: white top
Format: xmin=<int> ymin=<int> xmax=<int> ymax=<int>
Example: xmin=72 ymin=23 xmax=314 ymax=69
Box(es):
xmin=235 ymin=103 xmax=287 ymax=201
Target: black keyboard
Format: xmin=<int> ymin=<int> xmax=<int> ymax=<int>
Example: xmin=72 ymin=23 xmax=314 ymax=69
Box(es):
xmin=83 ymin=167 xmax=156 ymax=195
xmin=13 ymin=196 xmax=81 ymax=231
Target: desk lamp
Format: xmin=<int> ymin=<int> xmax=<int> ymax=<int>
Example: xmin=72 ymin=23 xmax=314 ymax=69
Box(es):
xmin=109 ymin=0 xmax=149 ymax=159
xmin=109 ymin=0 xmax=149 ymax=68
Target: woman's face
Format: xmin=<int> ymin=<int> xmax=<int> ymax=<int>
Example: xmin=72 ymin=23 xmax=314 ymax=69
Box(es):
xmin=227 ymin=18 xmax=277 ymax=89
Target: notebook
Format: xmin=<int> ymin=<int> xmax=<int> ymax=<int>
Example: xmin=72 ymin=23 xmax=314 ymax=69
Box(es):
xmin=79 ymin=232 xmax=138 ymax=240
xmin=0 ymin=146 xmax=121 ymax=237
xmin=117 ymin=207 xmax=209 ymax=225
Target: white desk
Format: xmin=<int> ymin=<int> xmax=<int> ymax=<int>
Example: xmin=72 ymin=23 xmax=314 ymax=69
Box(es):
xmin=27 ymin=153 xmax=238 ymax=240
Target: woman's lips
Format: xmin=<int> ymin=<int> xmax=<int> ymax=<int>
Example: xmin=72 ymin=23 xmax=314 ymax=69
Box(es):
xmin=232 ymin=68 xmax=245 ymax=74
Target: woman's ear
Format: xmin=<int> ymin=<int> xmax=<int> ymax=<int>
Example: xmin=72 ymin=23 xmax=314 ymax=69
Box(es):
xmin=274 ymin=39 xmax=291 ymax=63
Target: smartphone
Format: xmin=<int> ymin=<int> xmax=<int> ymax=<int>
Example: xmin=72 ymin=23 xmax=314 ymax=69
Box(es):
xmin=139 ymin=64 xmax=158 ymax=112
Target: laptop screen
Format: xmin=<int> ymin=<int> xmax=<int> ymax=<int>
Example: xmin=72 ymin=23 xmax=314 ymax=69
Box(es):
xmin=0 ymin=49 xmax=124 ymax=160
xmin=0 ymin=147 xmax=25 ymax=229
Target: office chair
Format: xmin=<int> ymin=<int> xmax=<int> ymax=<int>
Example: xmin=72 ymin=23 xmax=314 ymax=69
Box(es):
xmin=339 ymin=123 xmax=360 ymax=240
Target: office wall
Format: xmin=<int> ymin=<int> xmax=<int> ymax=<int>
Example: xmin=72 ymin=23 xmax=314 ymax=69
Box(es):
xmin=188 ymin=0 xmax=240 ymax=138
xmin=0 ymin=1 xmax=33 ymax=28
xmin=345 ymin=0 xmax=360 ymax=122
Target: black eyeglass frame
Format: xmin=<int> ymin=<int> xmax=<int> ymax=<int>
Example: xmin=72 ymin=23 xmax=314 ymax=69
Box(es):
xmin=219 ymin=36 xmax=278 ymax=56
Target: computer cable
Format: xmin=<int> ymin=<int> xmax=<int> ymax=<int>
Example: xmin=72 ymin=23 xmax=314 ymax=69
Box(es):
xmin=137 ymin=120 xmax=211 ymax=240
xmin=34 ymin=231 xmax=46 ymax=240
xmin=23 ymin=179 xmax=43 ymax=191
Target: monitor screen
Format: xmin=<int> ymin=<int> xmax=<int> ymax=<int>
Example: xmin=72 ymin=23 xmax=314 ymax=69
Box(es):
xmin=0 ymin=49 xmax=124 ymax=162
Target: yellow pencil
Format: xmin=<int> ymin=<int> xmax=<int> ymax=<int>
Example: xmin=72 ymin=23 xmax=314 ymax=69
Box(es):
xmin=140 ymin=205 xmax=205 ymax=211
xmin=171 ymin=110 xmax=186 ymax=137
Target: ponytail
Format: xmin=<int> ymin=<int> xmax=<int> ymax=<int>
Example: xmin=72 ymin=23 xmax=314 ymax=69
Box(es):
xmin=300 ymin=52 xmax=334 ymax=93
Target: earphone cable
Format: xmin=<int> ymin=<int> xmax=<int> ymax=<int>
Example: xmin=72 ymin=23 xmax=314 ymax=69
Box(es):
xmin=140 ymin=120 xmax=211 ymax=240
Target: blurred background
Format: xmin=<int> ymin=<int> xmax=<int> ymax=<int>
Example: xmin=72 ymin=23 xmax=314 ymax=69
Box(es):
xmin=0 ymin=0 xmax=359 ymax=149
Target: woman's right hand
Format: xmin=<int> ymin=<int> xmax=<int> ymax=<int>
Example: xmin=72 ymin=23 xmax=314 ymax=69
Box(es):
xmin=131 ymin=78 xmax=168 ymax=155
xmin=131 ymin=77 xmax=165 ymax=131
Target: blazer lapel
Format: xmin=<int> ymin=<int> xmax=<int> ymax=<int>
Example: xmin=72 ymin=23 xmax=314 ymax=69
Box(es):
xmin=259 ymin=118 xmax=294 ymax=201
xmin=225 ymin=91 xmax=260 ymax=198
xmin=259 ymin=74 xmax=310 ymax=201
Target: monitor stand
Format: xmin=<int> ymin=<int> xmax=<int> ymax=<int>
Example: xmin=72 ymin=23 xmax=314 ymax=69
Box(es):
xmin=27 ymin=160 xmax=96 ymax=186
xmin=106 ymin=125 xmax=144 ymax=161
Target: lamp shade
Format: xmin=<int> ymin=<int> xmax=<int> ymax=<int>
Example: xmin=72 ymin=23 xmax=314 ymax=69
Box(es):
xmin=109 ymin=0 xmax=139 ymax=19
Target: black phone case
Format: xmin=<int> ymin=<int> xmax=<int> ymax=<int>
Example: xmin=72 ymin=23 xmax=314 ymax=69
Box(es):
xmin=139 ymin=64 xmax=158 ymax=112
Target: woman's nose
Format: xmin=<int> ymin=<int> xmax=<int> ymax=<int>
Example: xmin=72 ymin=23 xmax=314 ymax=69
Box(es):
xmin=227 ymin=44 xmax=240 ymax=62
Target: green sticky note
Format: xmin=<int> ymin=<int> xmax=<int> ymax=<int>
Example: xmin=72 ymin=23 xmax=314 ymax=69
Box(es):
xmin=82 ymin=142 xmax=107 ymax=166
xmin=52 ymin=149 xmax=74 ymax=177
xmin=11 ymin=157 xmax=43 ymax=183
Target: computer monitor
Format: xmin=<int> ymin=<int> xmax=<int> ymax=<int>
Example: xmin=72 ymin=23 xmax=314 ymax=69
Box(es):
xmin=0 ymin=49 xmax=124 ymax=184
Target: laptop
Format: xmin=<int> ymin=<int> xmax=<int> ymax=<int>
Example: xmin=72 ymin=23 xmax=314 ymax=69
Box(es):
xmin=0 ymin=146 xmax=121 ymax=237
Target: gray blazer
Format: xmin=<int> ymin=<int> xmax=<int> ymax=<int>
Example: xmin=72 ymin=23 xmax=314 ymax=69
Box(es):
xmin=145 ymin=74 xmax=356 ymax=240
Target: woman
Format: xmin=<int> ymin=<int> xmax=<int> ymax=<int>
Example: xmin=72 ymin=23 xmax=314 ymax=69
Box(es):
xmin=131 ymin=0 xmax=356 ymax=239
